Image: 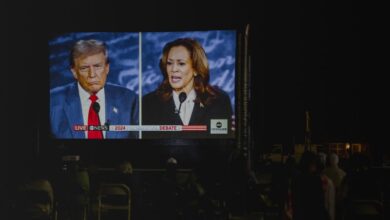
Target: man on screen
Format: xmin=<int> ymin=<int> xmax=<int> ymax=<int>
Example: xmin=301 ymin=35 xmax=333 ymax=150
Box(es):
xmin=50 ymin=39 xmax=138 ymax=139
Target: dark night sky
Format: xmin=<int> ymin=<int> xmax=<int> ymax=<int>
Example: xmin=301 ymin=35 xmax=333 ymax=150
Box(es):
xmin=3 ymin=0 xmax=370 ymax=167
xmin=249 ymin=1 xmax=362 ymax=145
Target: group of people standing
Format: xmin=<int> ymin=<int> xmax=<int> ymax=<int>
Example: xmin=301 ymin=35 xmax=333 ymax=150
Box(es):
xmin=280 ymin=151 xmax=353 ymax=220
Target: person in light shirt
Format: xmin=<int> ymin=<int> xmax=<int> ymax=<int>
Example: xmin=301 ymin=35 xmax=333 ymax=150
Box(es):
xmin=50 ymin=39 xmax=138 ymax=139
xmin=142 ymin=38 xmax=233 ymax=138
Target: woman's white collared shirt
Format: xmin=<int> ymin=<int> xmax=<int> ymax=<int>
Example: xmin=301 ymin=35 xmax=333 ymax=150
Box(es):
xmin=173 ymin=89 xmax=196 ymax=125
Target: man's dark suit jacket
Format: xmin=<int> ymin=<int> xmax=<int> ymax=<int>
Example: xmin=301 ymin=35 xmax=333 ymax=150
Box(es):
xmin=50 ymin=82 xmax=138 ymax=139
xmin=142 ymin=87 xmax=233 ymax=138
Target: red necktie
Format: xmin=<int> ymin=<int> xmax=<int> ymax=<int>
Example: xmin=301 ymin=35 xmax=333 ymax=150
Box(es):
xmin=88 ymin=94 xmax=103 ymax=139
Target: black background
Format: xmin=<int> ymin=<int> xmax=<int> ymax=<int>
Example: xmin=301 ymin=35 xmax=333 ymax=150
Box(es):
xmin=3 ymin=0 xmax=374 ymax=178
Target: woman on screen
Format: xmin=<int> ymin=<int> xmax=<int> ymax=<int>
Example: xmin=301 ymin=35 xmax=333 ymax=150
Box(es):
xmin=142 ymin=38 xmax=233 ymax=138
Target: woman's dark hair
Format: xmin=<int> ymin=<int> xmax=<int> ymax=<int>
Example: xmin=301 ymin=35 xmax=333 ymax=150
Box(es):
xmin=157 ymin=38 xmax=219 ymax=105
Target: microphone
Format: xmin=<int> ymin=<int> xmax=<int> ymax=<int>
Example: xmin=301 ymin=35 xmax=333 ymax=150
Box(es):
xmin=175 ymin=92 xmax=187 ymax=114
xmin=104 ymin=119 xmax=110 ymax=127
xmin=92 ymin=102 xmax=100 ymax=113
xmin=91 ymin=102 xmax=105 ymax=135
xmin=92 ymin=102 xmax=102 ymax=127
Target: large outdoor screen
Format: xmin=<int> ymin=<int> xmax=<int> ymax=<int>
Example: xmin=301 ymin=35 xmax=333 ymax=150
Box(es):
xmin=49 ymin=30 xmax=237 ymax=139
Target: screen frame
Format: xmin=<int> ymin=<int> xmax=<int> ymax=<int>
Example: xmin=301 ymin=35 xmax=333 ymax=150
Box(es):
xmin=40 ymin=24 xmax=251 ymax=167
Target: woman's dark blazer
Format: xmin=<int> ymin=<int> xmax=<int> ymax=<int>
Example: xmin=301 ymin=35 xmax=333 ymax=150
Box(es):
xmin=142 ymin=87 xmax=233 ymax=138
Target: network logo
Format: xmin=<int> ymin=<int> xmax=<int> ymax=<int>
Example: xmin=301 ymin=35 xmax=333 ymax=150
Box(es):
xmin=210 ymin=119 xmax=228 ymax=134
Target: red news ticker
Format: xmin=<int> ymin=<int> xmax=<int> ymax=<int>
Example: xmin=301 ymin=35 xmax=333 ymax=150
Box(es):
xmin=182 ymin=125 xmax=207 ymax=131
xmin=73 ymin=125 xmax=108 ymax=131
xmin=73 ymin=125 xmax=88 ymax=131
xmin=73 ymin=125 xmax=207 ymax=131
xmin=159 ymin=125 xmax=179 ymax=131
xmin=158 ymin=125 xmax=207 ymax=131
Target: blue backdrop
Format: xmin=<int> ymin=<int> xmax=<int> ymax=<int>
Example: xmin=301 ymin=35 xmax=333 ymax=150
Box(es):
xmin=49 ymin=31 xmax=236 ymax=112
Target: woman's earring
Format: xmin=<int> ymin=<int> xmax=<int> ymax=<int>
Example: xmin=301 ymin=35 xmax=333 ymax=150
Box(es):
xmin=194 ymin=72 xmax=198 ymax=77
